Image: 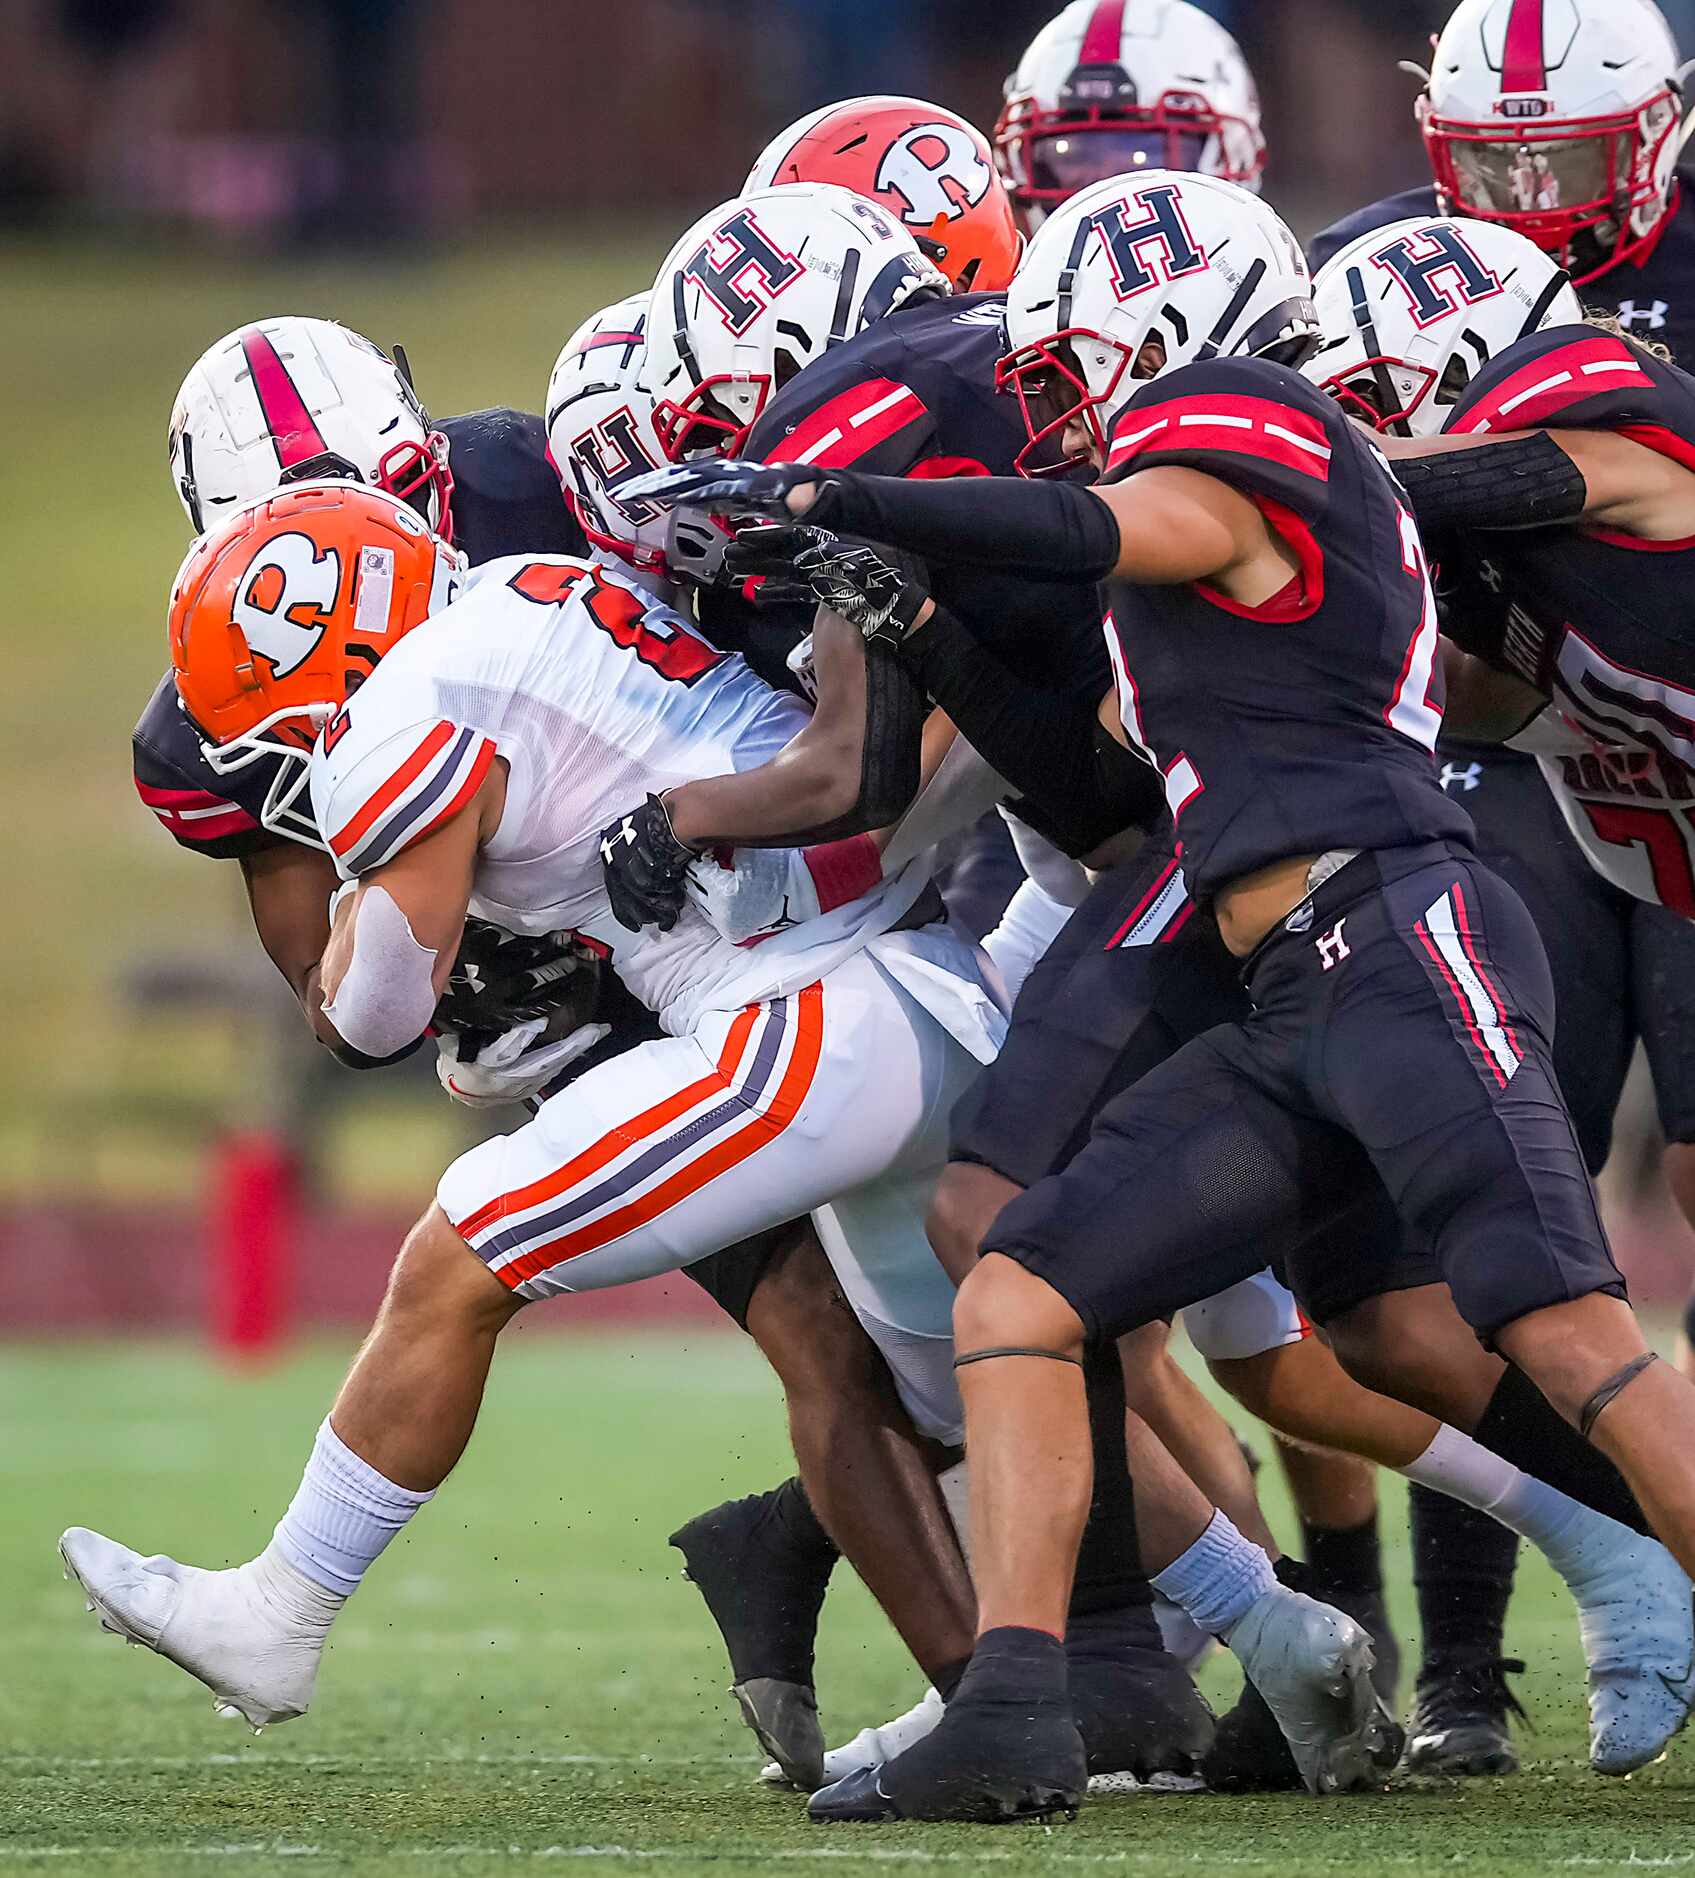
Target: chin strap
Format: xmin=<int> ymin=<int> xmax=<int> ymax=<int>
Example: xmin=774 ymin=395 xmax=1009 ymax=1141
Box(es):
xmin=953 ymin=1346 xmax=1084 ymax=1371
xmin=1577 ymin=1351 xmax=1659 ymax=1440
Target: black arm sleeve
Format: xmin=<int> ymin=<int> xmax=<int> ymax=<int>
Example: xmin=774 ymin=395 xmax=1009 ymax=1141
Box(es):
xmin=807 ymin=470 xmax=1122 ymax=579
xmin=777 ymin=641 xmax=927 ymax=845
xmin=1394 ymin=432 xmax=1588 ymax=534
xmin=898 ymin=603 xmax=1165 ymax=854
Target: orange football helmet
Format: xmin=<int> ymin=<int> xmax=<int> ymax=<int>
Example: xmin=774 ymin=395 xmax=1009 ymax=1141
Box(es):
xmin=169 ymin=481 xmax=462 ymax=845
xmin=744 ymin=96 xmax=1023 ymax=292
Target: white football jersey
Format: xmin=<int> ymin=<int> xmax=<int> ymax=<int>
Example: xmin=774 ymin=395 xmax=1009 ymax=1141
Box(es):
xmin=310 ymin=554 xmax=931 ymax=1033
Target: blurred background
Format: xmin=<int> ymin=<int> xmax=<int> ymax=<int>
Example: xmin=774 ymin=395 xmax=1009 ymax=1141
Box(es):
xmin=3 ymin=0 xmax=1692 ymax=1348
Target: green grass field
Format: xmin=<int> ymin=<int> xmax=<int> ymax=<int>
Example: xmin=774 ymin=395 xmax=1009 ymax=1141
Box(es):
xmin=6 ymin=1333 xmax=1695 ymax=1877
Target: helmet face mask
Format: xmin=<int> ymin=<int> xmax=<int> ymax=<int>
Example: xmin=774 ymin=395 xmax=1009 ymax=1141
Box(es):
xmin=996 ymin=0 xmax=1265 ymax=233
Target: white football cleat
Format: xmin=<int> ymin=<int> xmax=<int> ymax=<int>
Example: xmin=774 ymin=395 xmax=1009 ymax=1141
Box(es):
xmin=1226 ymin=1586 xmax=1403 ymax=1795
xmin=59 ymin=1528 xmax=334 ymax=1730
xmin=1570 ymin=1529 xmax=1695 ymax=1775
xmin=761 ymin=1685 xmax=944 ymax=1787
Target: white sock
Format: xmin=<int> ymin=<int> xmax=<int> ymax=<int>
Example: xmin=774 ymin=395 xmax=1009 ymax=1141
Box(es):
xmin=1401 ymin=1424 xmax=1628 ymax=1586
xmin=1150 ymin=1509 xmax=1277 ymax=1639
xmin=272 ymin=1418 xmax=435 ymax=1597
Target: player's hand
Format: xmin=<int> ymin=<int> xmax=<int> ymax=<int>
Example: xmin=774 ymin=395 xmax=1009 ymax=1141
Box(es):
xmin=685 ymin=847 xmax=820 ymax=946
xmin=436 ymin=1017 xmax=612 ymax=1108
xmin=792 ymin=536 xmax=931 ymax=646
xmin=621 ymin=458 xmax=828 ymax=517
xmin=599 ymin=793 xmax=698 ymax=933
xmin=435 ymin=919 xmax=599 ymax=1037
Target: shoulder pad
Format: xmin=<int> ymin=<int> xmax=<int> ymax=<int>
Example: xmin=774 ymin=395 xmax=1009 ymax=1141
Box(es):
xmin=1446 ymin=324 xmax=1691 ymax=440
xmin=132 ymin=674 xmax=277 ymax=860
xmin=1104 ymin=358 xmax=1338 ymax=520
xmin=314 ymin=714 xmax=498 ymax=877
xmin=439 ymin=407 xmax=586 ymax=565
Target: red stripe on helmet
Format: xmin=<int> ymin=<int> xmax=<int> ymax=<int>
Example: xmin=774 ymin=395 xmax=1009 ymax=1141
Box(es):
xmin=1500 ymin=0 xmax=1546 ymax=94
xmin=240 ymin=329 xmax=329 ymax=471
xmin=1078 ymin=0 xmax=1128 ymax=65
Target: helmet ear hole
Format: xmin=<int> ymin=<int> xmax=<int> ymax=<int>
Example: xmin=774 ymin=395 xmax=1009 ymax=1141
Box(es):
xmin=1435 ymin=354 xmax=1473 ymax=406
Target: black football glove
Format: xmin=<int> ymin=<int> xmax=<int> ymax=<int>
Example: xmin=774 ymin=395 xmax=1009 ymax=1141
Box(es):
xmin=721 ymin=521 xmax=836 ymax=607
xmin=435 ymin=920 xmax=601 ymax=1048
xmin=620 ymin=457 xmax=829 ymax=517
xmin=599 ymin=793 xmax=698 ymax=933
xmin=725 ymin=525 xmax=931 ymax=648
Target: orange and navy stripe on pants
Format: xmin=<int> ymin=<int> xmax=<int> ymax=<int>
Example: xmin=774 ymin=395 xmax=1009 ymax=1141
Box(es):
xmin=454 ymin=985 xmax=824 ymax=1289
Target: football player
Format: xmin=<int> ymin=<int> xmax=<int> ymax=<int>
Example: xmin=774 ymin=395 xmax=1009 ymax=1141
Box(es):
xmin=628 ymin=171 xmax=1695 ymax=1820
xmin=994 ymin=0 xmax=1265 ymax=234
xmin=1306 ymin=0 xmax=1695 ymax=1774
xmin=63 ymin=479 xmax=1009 ymax=1742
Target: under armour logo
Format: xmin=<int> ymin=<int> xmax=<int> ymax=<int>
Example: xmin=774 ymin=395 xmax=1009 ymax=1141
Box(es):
xmin=1316 ymin=919 xmax=1351 ymax=971
xmin=1616 ymin=298 xmax=1669 ymax=331
xmin=599 ymin=819 xmax=638 ymax=867
xmin=1440 ymin=760 xmax=1483 ymax=793
xmin=461 ymin=963 xmax=486 ymax=995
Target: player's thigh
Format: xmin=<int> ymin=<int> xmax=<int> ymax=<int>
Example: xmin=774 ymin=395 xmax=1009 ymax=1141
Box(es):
xmin=982 ymin=1032 xmax=1364 ymax=1344
xmin=439 ymin=975 xmax=942 ymax=1301
xmin=1454 ymin=750 xmax=1632 ymax=1171
xmin=1319 ymin=854 xmax=1623 ymax=1341
xmin=1630 ymin=896 xmax=1695 ymax=1149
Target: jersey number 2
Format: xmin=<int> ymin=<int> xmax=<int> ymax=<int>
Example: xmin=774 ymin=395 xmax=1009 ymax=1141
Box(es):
xmin=508 ymin=560 xmax=725 ymax=686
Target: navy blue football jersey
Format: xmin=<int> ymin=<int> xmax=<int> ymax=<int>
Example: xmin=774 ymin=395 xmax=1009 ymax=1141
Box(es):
xmin=1100 ymin=357 xmax=1472 ymax=899
xmin=738 ymin=292 xmax=1112 ymax=709
xmin=1434 ymin=323 xmax=1695 ymax=772
xmin=1311 ymin=181 xmax=1695 ymax=361
xmin=133 ymin=407 xmax=583 ymax=861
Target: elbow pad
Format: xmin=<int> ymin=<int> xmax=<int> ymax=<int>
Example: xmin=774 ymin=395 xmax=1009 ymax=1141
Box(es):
xmin=807 ymin=470 xmax=1121 ymax=580
xmin=1395 ymin=432 xmax=1587 ymax=533
xmin=321 ymin=885 xmax=441 ymax=1062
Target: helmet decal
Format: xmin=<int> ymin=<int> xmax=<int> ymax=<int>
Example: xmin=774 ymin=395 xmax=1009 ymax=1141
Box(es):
xmin=1501 ymin=0 xmax=1548 ymax=93
xmin=239 ymin=329 xmax=329 ymax=471
xmin=1370 ymin=224 xmax=1505 ymax=328
xmin=875 ymin=121 xmax=995 ymax=225
xmin=1084 ymin=184 xmax=1208 ymax=302
xmin=1079 ymin=0 xmax=1129 ymax=66
xmin=680 ymin=209 xmax=806 ymax=334
xmin=232 ymin=531 xmax=342 ymax=680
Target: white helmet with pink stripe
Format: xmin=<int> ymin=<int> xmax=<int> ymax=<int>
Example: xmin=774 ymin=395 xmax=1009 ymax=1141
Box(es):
xmin=1415 ymin=0 xmax=1694 ymax=283
xmin=167 ymin=317 xmax=455 ymax=542
xmin=996 ymin=0 xmax=1265 ymax=234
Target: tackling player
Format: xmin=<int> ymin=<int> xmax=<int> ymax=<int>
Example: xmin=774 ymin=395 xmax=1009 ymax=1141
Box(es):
xmin=1306 ymin=0 xmax=1695 ymax=1774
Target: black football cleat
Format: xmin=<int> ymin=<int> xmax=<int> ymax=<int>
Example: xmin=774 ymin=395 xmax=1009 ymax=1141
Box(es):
xmin=809 ymin=1693 xmax=1086 ymax=1823
xmin=1405 ymin=1655 xmax=1527 ymax=1776
xmin=670 ymin=1485 xmax=836 ymax=1790
xmin=1067 ymin=1606 xmax=1215 ymax=1781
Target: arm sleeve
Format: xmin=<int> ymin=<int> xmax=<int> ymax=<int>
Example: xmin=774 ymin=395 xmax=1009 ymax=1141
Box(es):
xmin=897 ymin=602 xmax=1165 ymax=854
xmin=313 ymin=717 xmax=498 ymax=878
xmin=776 ymin=639 xmax=928 ymax=845
xmin=805 ymin=470 xmax=1122 ymax=580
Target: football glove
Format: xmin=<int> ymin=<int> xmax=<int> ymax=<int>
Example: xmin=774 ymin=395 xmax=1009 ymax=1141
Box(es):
xmin=435 ymin=919 xmax=600 ymax=1042
xmin=621 ymin=457 xmax=828 ymax=517
xmin=685 ymin=847 xmax=821 ymax=946
xmin=599 ymin=793 xmax=698 ymax=933
xmin=726 ymin=526 xmax=931 ymax=649
xmin=436 ymin=1017 xmax=612 ymax=1109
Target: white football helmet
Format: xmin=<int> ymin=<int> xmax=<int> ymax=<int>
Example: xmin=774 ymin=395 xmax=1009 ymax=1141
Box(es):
xmin=168 ymin=317 xmax=454 ymax=541
xmin=1415 ymin=0 xmax=1694 ymax=282
xmin=996 ymin=0 xmax=1265 ymax=234
xmin=997 ymin=170 xmax=1318 ymax=473
xmin=641 ymin=182 xmax=949 ymax=462
xmin=1303 ymin=216 xmax=1583 ymax=438
xmin=545 ymin=295 xmax=673 ymax=577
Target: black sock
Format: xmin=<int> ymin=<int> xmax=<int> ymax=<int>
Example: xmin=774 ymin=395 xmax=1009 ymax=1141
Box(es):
xmin=1474 ymin=1365 xmax=1648 ymax=1536
xmin=934 ymin=1656 xmax=970 ymax=1702
xmin=1301 ymin=1512 xmax=1383 ymax=1605
xmin=1070 ymin=1346 xmax=1153 ymax=1617
xmin=962 ymin=1626 xmax=1068 ymax=1700
xmin=1272 ymin=1553 xmax=1315 ymax=1595
xmin=1408 ymin=1483 xmax=1517 ymax=1675
xmin=1066 ymin=1598 xmax=1165 ymax=1662
xmin=768 ymin=1476 xmax=840 ymax=1566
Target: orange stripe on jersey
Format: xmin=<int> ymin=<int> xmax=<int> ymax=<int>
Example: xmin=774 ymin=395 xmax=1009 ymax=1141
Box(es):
xmin=329 ymin=719 xmax=455 ymax=858
xmin=405 ymin=738 xmax=496 ymax=854
xmin=452 ymin=1003 xmax=763 ymax=1244
xmin=498 ymin=983 xmax=825 ymax=1287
